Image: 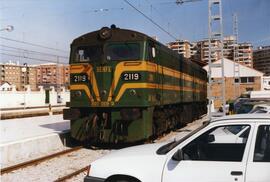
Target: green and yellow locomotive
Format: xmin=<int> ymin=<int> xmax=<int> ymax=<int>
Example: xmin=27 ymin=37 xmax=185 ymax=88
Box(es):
xmin=64 ymin=25 xmax=207 ymax=144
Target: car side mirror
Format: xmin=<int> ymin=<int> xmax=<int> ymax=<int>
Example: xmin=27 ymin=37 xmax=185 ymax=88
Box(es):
xmin=172 ymin=149 xmax=183 ymax=161
xmin=152 ymin=47 xmax=156 ymax=58
xmin=207 ymin=134 xmax=215 ymax=143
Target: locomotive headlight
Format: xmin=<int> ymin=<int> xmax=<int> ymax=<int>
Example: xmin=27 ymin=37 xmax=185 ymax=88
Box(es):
xmin=75 ymin=91 xmax=82 ymax=97
xmin=99 ymin=27 xmax=112 ymax=40
xmin=72 ymin=91 xmax=82 ymax=98
xmin=129 ymin=89 xmax=137 ymax=96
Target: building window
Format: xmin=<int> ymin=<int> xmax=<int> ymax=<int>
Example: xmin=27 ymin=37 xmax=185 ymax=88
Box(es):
xmin=246 ymin=87 xmax=254 ymax=91
xmin=235 ymin=77 xmax=255 ymax=84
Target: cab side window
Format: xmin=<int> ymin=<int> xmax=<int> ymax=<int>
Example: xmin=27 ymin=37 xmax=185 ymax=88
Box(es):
xmin=147 ymin=42 xmax=156 ymax=61
xmin=254 ymin=125 xmax=270 ymax=162
xmin=182 ymin=125 xmax=251 ymax=162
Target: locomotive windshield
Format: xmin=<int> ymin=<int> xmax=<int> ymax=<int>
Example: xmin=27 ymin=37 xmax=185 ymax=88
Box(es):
xmin=74 ymin=45 xmax=102 ymax=62
xmin=105 ymin=43 xmax=140 ymax=61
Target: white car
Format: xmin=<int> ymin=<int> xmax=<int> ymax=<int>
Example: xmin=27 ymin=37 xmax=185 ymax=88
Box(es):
xmin=249 ymin=104 xmax=270 ymax=114
xmin=84 ymin=114 xmax=270 ymax=182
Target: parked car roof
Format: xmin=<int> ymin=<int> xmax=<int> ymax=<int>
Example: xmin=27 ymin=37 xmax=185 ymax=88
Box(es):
xmin=211 ymin=114 xmax=270 ymax=123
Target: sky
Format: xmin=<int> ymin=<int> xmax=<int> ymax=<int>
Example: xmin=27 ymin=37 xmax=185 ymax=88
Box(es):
xmin=0 ymin=0 xmax=269 ymax=65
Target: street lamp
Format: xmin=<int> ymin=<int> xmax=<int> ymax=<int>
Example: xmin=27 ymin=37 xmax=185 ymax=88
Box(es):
xmin=0 ymin=25 xmax=14 ymax=32
xmin=22 ymin=63 xmax=28 ymax=109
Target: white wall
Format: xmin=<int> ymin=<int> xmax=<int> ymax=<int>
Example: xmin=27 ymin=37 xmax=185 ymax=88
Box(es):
xmin=204 ymin=58 xmax=264 ymax=78
xmin=0 ymin=86 xmax=70 ymax=109
xmin=263 ymin=76 xmax=270 ymax=90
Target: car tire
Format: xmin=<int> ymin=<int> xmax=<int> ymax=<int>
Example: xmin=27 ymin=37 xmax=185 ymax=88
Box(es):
xmin=107 ymin=176 xmax=140 ymax=182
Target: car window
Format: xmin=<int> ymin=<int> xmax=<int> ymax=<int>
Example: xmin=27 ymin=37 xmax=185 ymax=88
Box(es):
xmin=254 ymin=125 xmax=270 ymax=162
xmin=237 ymin=104 xmax=254 ymax=114
xmin=250 ymin=106 xmax=264 ymax=113
xmin=182 ymin=125 xmax=251 ymax=162
xmin=254 ymin=110 xmax=268 ymax=114
xmin=225 ymin=126 xmax=246 ymax=135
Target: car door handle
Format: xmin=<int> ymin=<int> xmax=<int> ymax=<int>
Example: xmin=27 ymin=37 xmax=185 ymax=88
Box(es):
xmin=231 ymin=171 xmax=243 ymax=176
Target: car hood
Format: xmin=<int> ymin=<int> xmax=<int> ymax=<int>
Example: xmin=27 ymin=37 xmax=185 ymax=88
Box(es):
xmin=90 ymin=142 xmax=169 ymax=182
xmin=103 ymin=142 xmax=165 ymax=159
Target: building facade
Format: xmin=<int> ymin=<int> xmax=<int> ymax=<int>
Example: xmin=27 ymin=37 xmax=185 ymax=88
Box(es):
xmin=167 ymin=40 xmax=192 ymax=58
xmin=238 ymin=43 xmax=253 ymax=67
xmin=204 ymin=58 xmax=263 ymax=108
xmin=167 ymin=36 xmax=253 ymax=68
xmin=0 ymin=62 xmax=69 ymax=91
xmin=253 ymin=46 xmax=270 ymax=76
xmin=0 ymin=62 xmax=38 ymax=90
xmin=0 ymin=63 xmax=22 ymax=90
xmin=36 ymin=63 xmax=69 ymax=89
xmin=262 ymin=76 xmax=270 ymax=90
xmin=223 ymin=36 xmax=235 ymax=61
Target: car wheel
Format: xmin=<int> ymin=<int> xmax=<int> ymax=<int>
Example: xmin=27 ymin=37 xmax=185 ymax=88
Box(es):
xmin=107 ymin=176 xmax=140 ymax=182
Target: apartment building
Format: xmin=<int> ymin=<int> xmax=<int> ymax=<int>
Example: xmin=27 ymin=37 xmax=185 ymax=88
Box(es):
xmin=0 ymin=63 xmax=21 ymax=90
xmin=238 ymin=43 xmax=253 ymax=67
xmin=36 ymin=63 xmax=69 ymax=89
xmin=28 ymin=66 xmax=37 ymax=90
xmin=167 ymin=36 xmax=253 ymax=67
xmin=0 ymin=62 xmax=38 ymax=90
xmin=253 ymin=46 xmax=270 ymax=76
xmin=223 ymin=36 xmax=235 ymax=61
xmin=0 ymin=62 xmax=69 ymax=91
xmin=196 ymin=39 xmax=222 ymax=66
xmin=167 ymin=40 xmax=192 ymax=58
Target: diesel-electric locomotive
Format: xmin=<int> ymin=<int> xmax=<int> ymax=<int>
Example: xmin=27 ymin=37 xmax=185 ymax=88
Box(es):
xmin=64 ymin=25 xmax=207 ymax=144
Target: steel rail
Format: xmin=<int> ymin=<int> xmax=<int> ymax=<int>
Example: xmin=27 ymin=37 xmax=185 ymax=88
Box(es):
xmin=1 ymin=146 xmax=83 ymax=174
xmin=54 ymin=166 xmax=89 ymax=182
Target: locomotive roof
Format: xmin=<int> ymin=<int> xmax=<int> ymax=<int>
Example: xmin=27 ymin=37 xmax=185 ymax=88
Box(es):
xmin=70 ymin=26 xmax=206 ymax=72
xmin=71 ymin=26 xmax=154 ymax=45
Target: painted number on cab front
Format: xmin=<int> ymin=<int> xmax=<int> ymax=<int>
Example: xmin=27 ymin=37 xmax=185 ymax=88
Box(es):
xmin=122 ymin=73 xmax=141 ymax=81
xmin=73 ymin=74 xmax=88 ymax=83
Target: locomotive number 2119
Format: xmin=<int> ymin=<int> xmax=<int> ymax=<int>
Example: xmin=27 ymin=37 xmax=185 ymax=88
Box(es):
xmin=122 ymin=73 xmax=141 ymax=81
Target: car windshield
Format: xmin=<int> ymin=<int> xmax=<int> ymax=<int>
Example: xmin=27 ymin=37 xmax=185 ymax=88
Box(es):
xmin=74 ymin=45 xmax=102 ymax=62
xmin=106 ymin=43 xmax=140 ymax=61
xmin=254 ymin=109 xmax=268 ymax=113
xmin=224 ymin=126 xmax=245 ymax=135
xmin=250 ymin=106 xmax=265 ymax=113
xmin=156 ymin=121 xmax=209 ymax=155
xmin=237 ymin=104 xmax=254 ymax=114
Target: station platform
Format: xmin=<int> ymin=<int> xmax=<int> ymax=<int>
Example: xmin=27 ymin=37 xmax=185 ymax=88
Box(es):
xmin=0 ymin=106 xmax=66 ymax=120
xmin=0 ymin=115 xmax=70 ymax=167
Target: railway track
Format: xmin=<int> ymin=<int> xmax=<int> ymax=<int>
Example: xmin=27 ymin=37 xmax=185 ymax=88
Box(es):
xmin=54 ymin=166 xmax=89 ymax=182
xmin=1 ymin=146 xmax=83 ymax=175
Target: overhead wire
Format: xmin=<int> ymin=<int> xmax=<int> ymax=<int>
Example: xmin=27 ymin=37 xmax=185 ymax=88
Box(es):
xmin=0 ymin=44 xmax=69 ymax=59
xmin=0 ymin=48 xmax=68 ymax=64
xmin=153 ymin=0 xmax=202 ymax=5
xmin=145 ymin=0 xmax=183 ymax=40
xmin=0 ymin=52 xmax=68 ymax=65
xmin=0 ymin=36 xmax=69 ymax=53
xmin=123 ymin=0 xmax=178 ymax=40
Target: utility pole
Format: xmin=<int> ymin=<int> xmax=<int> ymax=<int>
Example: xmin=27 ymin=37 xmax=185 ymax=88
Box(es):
xmin=233 ymin=13 xmax=240 ymax=99
xmin=56 ymin=56 xmax=61 ymax=103
xmin=208 ymin=0 xmax=226 ymax=117
xmin=22 ymin=63 xmax=28 ymax=110
xmin=55 ymin=41 xmax=61 ymax=103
